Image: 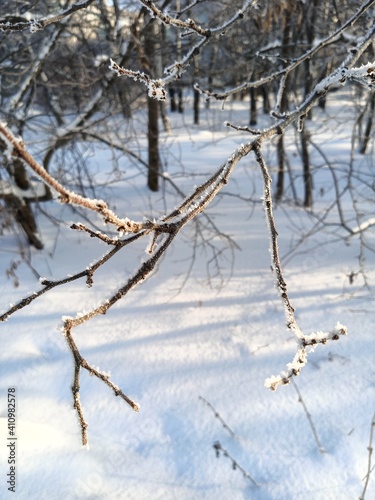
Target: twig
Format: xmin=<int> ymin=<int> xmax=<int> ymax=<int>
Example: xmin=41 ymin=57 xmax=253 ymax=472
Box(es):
xmin=0 ymin=0 xmax=97 ymax=32
xmin=195 ymin=0 xmax=375 ymax=101
xmin=0 ymin=123 xmax=144 ymax=233
xmin=199 ymin=396 xmax=238 ymax=439
xmin=110 ymin=0 xmax=258 ymax=93
xmin=212 ymin=441 xmax=259 ymax=487
xmin=253 ymin=142 xmax=303 ymax=338
xmin=65 ymin=326 xmax=139 ymax=446
xmin=291 ymin=379 xmax=325 ymax=454
xmin=251 ymin=143 xmax=348 ymax=389
xmin=360 ymin=412 xmax=375 ymax=500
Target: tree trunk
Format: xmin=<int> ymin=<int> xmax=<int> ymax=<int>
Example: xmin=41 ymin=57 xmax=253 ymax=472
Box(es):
xmin=177 ymin=88 xmax=184 ymax=113
xmin=0 ymin=148 xmax=45 ymax=248
xmin=169 ymin=88 xmax=176 ymax=112
xmin=261 ymin=86 xmax=270 ymax=114
xmin=3 ymin=194 xmax=44 ymax=249
xmin=147 ymin=95 xmax=159 ymax=192
xmin=275 ymin=135 xmax=285 ymax=202
xmin=275 ymin=7 xmax=292 ymax=200
xmin=301 ymin=128 xmax=312 ymax=208
xmin=359 ymin=93 xmax=375 ymax=155
xmin=194 ymin=88 xmax=200 ymax=125
xmin=159 ymin=101 xmax=171 ymax=133
xmin=249 ymin=87 xmax=257 ymax=125
xmin=144 ymin=18 xmax=161 ymax=192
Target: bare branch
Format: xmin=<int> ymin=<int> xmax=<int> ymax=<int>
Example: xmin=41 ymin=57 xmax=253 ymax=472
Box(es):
xmin=213 ymin=441 xmax=259 ymax=487
xmin=111 ymin=0 xmax=258 ymax=94
xmin=291 ymin=379 xmax=325 ymax=454
xmin=360 ymin=412 xmax=375 ymax=500
xmin=199 ymin=396 xmax=239 ymax=439
xmin=196 ymin=0 xmax=375 ymax=101
xmin=0 ymin=0 xmax=98 ymax=32
xmin=0 ymin=122 xmax=144 ymax=233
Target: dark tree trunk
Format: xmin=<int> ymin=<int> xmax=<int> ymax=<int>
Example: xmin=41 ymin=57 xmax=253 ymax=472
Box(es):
xmin=359 ymin=93 xmax=375 ymax=155
xmin=275 ymin=135 xmax=285 ymax=202
xmin=0 ymin=146 xmax=45 ymax=248
xmin=301 ymin=128 xmax=312 ymax=208
xmin=261 ymin=86 xmax=270 ymax=114
xmin=177 ymin=88 xmax=184 ymax=113
xmin=3 ymin=194 xmax=44 ymax=249
xmin=169 ymin=87 xmax=176 ymax=112
xmin=275 ymin=8 xmax=292 ymax=200
xmin=249 ymin=87 xmax=257 ymax=125
xmin=194 ymin=87 xmax=200 ymax=125
xmin=147 ymin=95 xmax=159 ymax=192
xmin=144 ymin=18 xmax=161 ymax=192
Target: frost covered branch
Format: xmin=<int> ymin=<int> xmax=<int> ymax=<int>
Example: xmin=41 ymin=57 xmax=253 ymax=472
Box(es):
xmin=0 ymin=122 xmax=144 ymax=234
xmin=252 ymin=143 xmax=348 ymax=388
xmin=110 ymin=0 xmax=258 ymax=94
xmin=110 ymin=59 xmax=166 ymax=100
xmin=264 ymin=324 xmax=347 ymax=391
xmin=0 ymin=0 xmax=97 ymax=32
xmin=65 ymin=325 xmax=140 ymax=447
xmin=195 ymin=0 xmax=375 ymax=102
xmin=1 ymin=0 xmax=373 ymax=449
xmin=0 ymin=133 xmax=253 ymax=444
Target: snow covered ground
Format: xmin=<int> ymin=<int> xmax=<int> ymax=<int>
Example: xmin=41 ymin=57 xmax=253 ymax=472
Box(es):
xmin=0 ymin=93 xmax=374 ymax=499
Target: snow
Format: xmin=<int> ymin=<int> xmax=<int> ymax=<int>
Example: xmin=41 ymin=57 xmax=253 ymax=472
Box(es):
xmin=0 ymin=92 xmax=374 ymax=499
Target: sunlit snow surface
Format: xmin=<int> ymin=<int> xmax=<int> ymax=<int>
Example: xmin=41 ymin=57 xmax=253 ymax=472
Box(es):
xmin=0 ymin=92 xmax=374 ymax=499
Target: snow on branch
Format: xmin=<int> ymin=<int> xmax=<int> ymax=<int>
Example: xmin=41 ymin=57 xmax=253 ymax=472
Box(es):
xmin=0 ymin=122 xmax=144 ymax=234
xmin=0 ymin=126 xmax=254 ymax=445
xmin=196 ymin=0 xmax=375 ymax=102
xmin=252 ymin=143 xmax=348 ymax=389
xmin=109 ymin=59 xmax=166 ymax=100
xmin=139 ymin=0 xmax=210 ymax=36
xmin=110 ymin=0 xmax=258 ymax=96
xmin=316 ymin=62 xmax=375 ymax=93
xmin=139 ymin=0 xmax=256 ymax=35
xmin=265 ymin=323 xmax=348 ymax=391
xmin=0 ymin=0 xmax=97 ymax=32
xmin=350 ymin=217 xmax=375 ymax=235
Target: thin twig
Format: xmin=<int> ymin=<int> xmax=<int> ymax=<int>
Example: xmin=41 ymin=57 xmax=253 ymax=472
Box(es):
xmin=291 ymin=379 xmax=325 ymax=454
xmin=213 ymin=441 xmax=259 ymax=487
xmin=360 ymin=412 xmax=375 ymax=500
xmin=0 ymin=0 xmax=97 ymax=32
xmin=199 ymin=396 xmax=238 ymax=439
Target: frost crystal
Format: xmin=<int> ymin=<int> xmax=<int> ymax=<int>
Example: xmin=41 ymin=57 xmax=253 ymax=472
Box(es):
xmin=316 ymin=62 xmax=375 ymax=93
xmin=346 ymin=62 xmax=375 ymax=90
xmin=29 ymin=20 xmax=42 ymax=33
xmin=147 ymin=81 xmax=166 ymax=101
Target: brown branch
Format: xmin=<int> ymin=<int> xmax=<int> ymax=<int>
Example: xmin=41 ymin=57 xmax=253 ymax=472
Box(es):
xmin=253 ymin=142 xmax=302 ymax=337
xmin=0 ymin=123 xmax=144 ymax=233
xmin=65 ymin=325 xmax=139 ymax=446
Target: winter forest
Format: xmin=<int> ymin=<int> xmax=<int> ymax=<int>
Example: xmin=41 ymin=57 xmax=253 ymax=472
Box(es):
xmin=0 ymin=0 xmax=374 ymax=498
